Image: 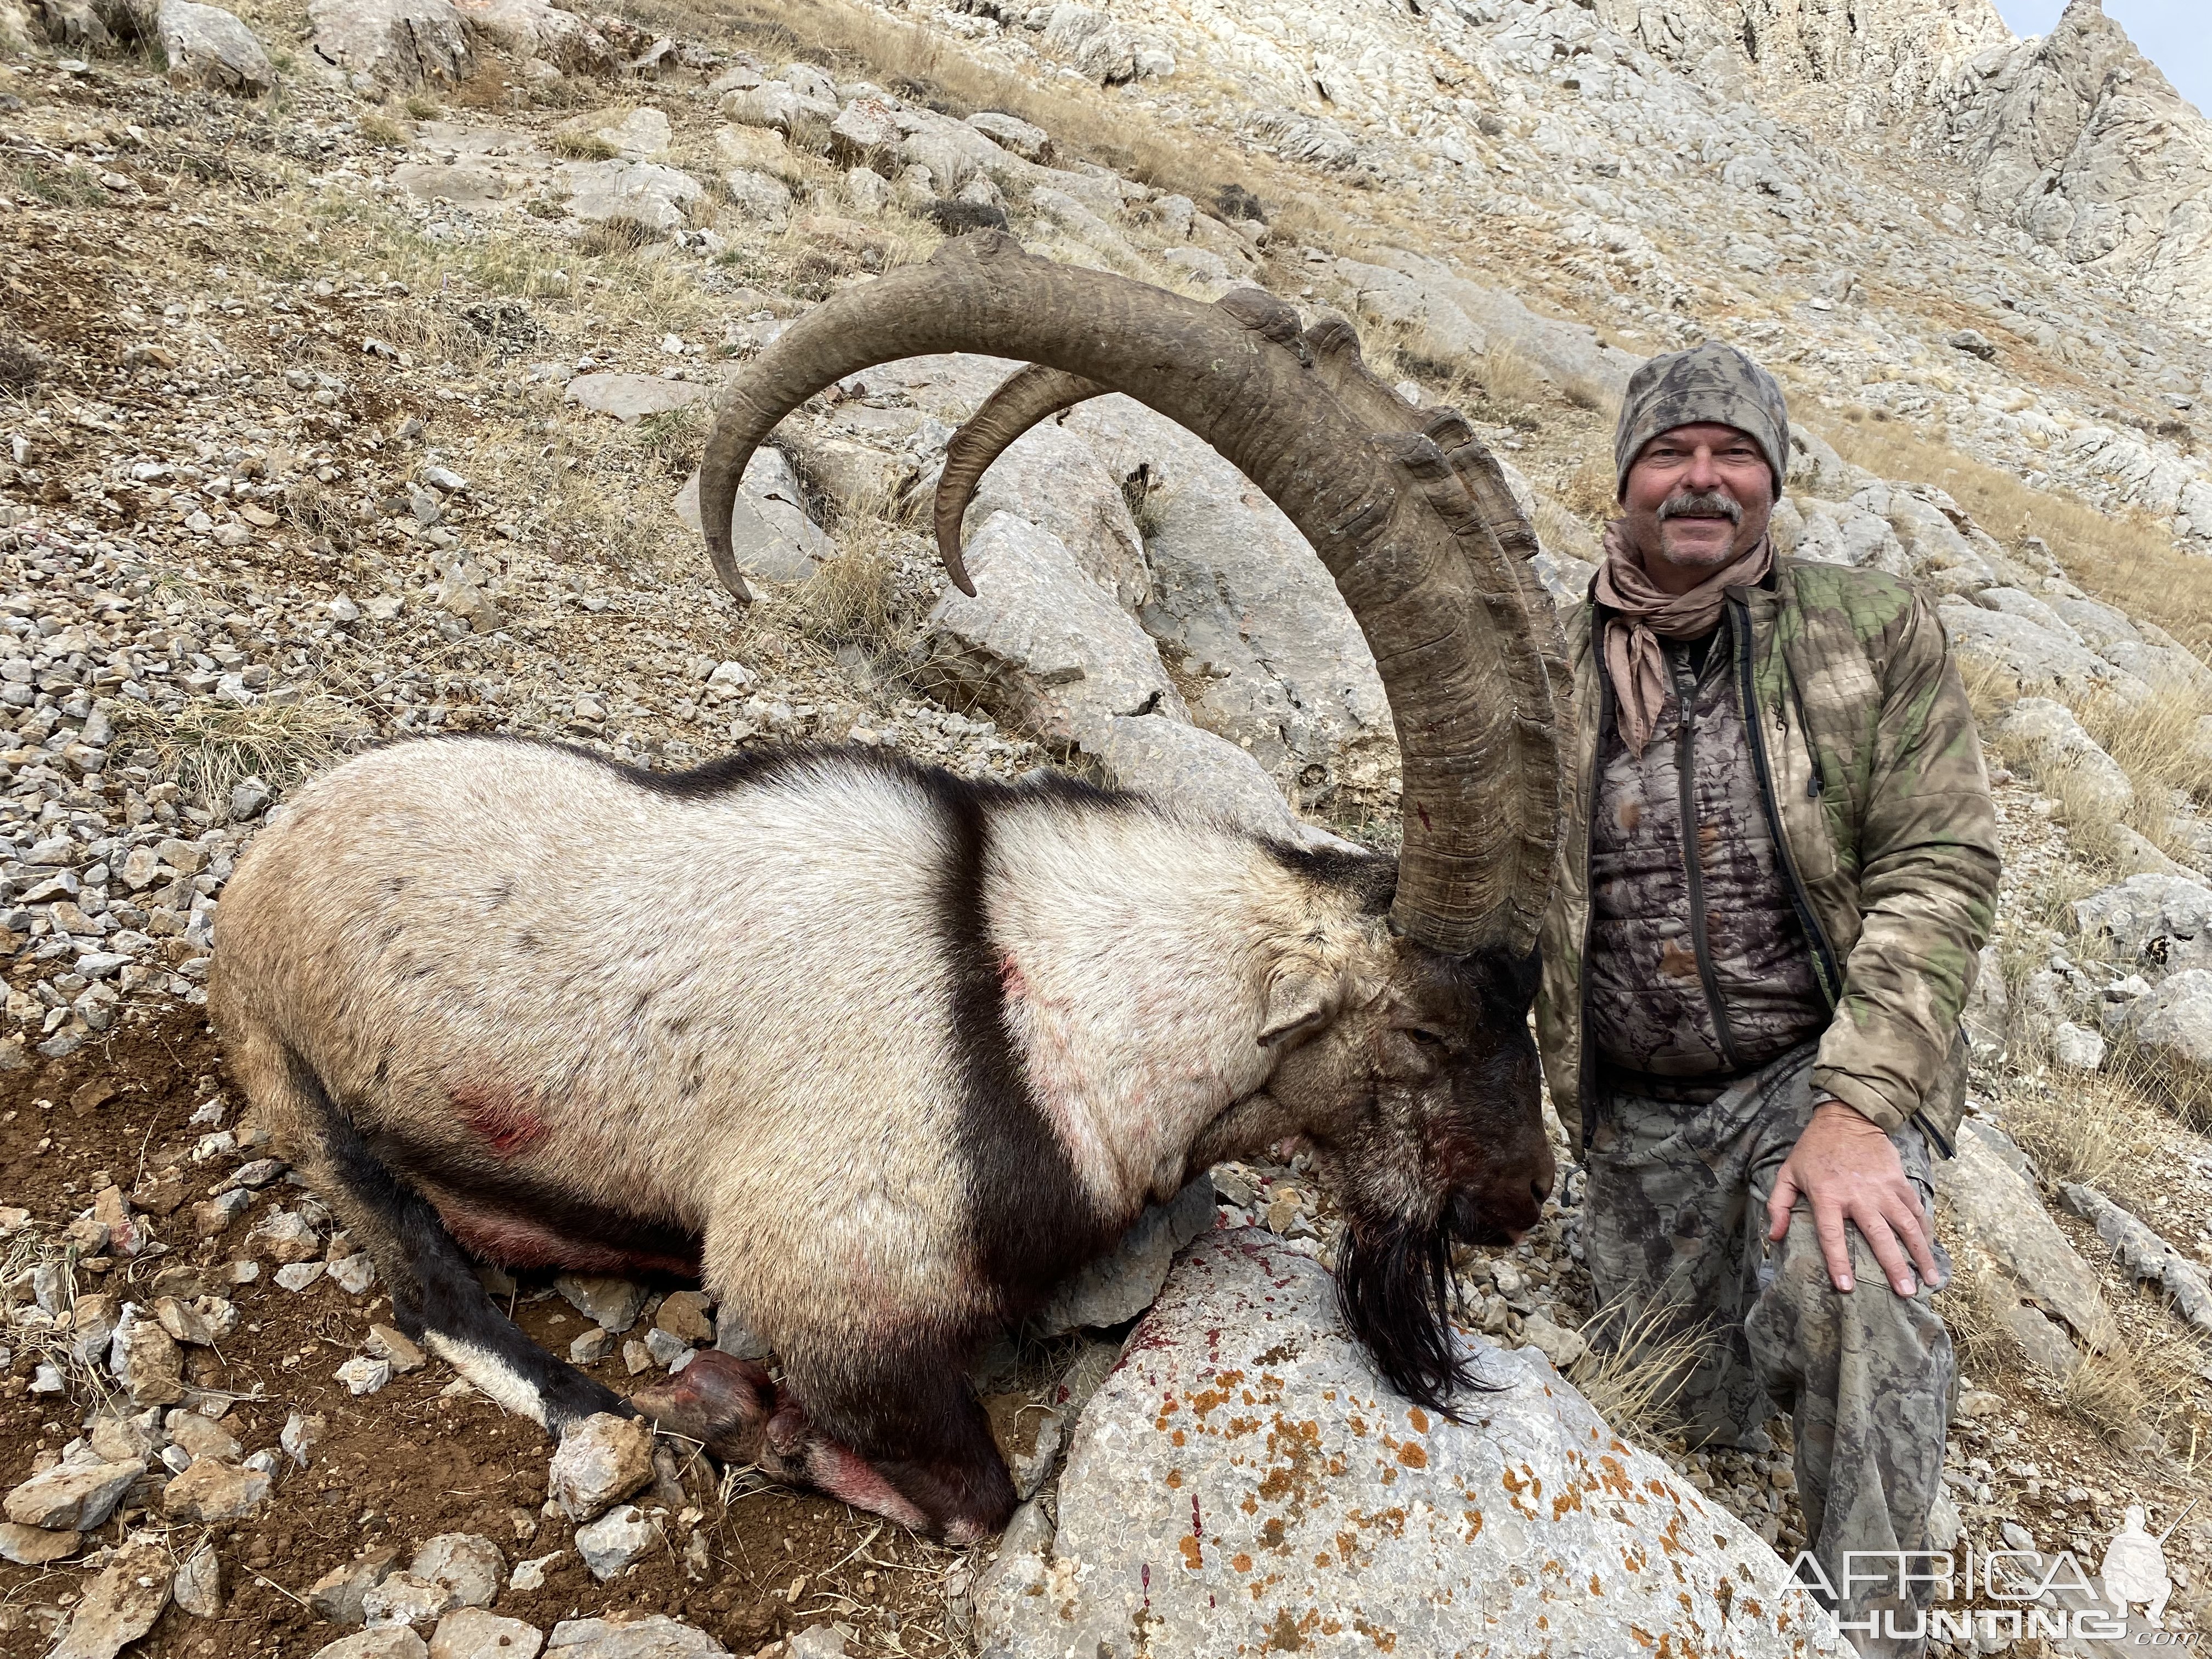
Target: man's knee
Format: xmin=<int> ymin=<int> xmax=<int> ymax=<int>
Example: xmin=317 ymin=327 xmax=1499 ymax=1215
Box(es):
xmin=1753 ymin=1206 xmax=1953 ymax=1371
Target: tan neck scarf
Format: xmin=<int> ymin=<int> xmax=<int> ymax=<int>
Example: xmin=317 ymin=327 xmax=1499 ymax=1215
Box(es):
xmin=1594 ymin=521 xmax=1774 ymax=758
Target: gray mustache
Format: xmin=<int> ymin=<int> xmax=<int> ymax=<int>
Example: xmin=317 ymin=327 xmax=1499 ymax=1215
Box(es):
xmin=1658 ymin=490 xmax=1744 ymax=524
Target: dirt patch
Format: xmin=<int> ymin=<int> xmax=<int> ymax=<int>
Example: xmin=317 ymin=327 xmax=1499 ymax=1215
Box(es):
xmin=0 ymin=1007 xmax=1008 ymax=1656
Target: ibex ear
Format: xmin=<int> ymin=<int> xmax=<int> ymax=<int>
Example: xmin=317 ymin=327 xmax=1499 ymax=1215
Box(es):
xmin=1259 ymin=963 xmax=1342 ymax=1048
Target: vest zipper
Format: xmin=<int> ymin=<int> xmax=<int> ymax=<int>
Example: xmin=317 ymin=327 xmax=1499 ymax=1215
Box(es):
xmin=1578 ymin=666 xmax=1610 ymax=1154
xmin=1673 ymin=649 xmax=1743 ymax=1074
xmin=1729 ymin=592 xmax=1955 ymax=1160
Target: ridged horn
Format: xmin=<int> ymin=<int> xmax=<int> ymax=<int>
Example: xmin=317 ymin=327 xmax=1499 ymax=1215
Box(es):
xmin=695 ymin=232 xmax=1560 ymax=955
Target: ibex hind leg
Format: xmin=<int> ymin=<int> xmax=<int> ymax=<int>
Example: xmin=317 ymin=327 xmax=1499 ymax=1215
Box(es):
xmin=234 ymin=1034 xmax=627 ymax=1435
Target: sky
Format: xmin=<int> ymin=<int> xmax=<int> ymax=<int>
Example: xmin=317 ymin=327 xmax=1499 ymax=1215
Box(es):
xmin=1989 ymin=1 xmax=2211 ymax=116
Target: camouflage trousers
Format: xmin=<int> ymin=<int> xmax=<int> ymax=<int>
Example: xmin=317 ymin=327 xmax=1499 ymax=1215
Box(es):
xmin=1582 ymin=1041 xmax=1956 ymax=1656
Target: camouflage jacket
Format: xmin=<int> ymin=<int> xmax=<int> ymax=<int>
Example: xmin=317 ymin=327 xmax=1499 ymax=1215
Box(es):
xmin=1536 ymin=557 xmax=2001 ymax=1152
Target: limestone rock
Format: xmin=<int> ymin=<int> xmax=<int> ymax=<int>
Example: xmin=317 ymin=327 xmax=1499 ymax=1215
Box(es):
xmin=2063 ymin=1183 xmax=2212 ymax=1339
xmin=558 ymin=108 xmax=669 ymax=161
xmin=549 ymin=1413 xmax=656 ymax=1523
xmin=411 ymin=1533 xmax=505 ymax=1609
xmin=1939 ymin=596 xmax=2145 ymax=701
xmin=50 ymin=1539 xmax=171 ymax=1659
xmin=160 ymin=1458 xmax=272 ymax=1523
xmin=2051 ymin=1019 xmax=2106 ymax=1070
xmin=157 ymin=0 xmax=271 ymax=93
xmin=0 ymin=1520 xmax=84 ymax=1564
xmin=724 ymin=169 xmax=791 ymax=225
xmin=574 ymin=1504 xmax=657 ymax=1580
xmin=1995 ymin=697 xmax=2133 ymax=815
xmin=2073 ymin=872 xmax=2212 ymax=972
xmin=564 ymin=374 xmax=704 ymax=425
xmin=174 ymin=1538 xmax=223 ymax=1617
xmin=544 ymin=1616 xmax=727 ymax=1658
xmin=308 ymin=1544 xmax=406 ymax=1626
xmin=392 ymin=163 xmax=507 ymax=206
xmin=673 ymin=449 xmax=833 ymax=584
xmin=1063 ymin=396 xmax=1397 ymax=809
xmin=452 ymin=0 xmax=613 ymax=75
xmin=431 ymin=1608 xmax=544 ymax=1659
xmin=308 ymin=0 xmax=471 ymax=91
xmin=4 ymin=1458 xmax=144 ymax=1531
xmin=983 ymin=1229 xmax=1843 ymax=1655
xmin=1933 ymin=1120 xmax=2117 ymax=1350
xmin=1031 ymin=1176 xmax=1215 ymax=1336
xmin=956 ymin=414 xmax=1150 ymax=610
xmin=967 ymin=111 xmax=1052 ymax=163
xmin=1092 ymin=714 xmax=1313 ymax=846
xmin=364 ymin=1570 xmax=458 ymax=1627
xmin=314 ymin=1630 xmax=431 ymax=1659
xmin=560 ymin=160 xmax=700 ymax=238
xmin=921 ymin=511 xmax=1184 ymax=757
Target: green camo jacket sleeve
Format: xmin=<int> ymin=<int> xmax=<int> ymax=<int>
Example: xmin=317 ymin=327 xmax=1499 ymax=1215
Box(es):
xmin=1810 ymin=594 xmax=2001 ymax=1132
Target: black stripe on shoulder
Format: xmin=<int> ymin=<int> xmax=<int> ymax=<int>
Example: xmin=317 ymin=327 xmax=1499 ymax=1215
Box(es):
xmin=913 ymin=765 xmax=1116 ymax=1313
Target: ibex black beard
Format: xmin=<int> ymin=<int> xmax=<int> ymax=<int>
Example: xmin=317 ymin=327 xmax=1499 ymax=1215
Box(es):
xmin=1334 ymin=1207 xmax=1493 ymax=1419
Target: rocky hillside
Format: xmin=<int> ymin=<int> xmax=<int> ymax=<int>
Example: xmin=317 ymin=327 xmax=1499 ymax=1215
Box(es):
xmin=0 ymin=0 xmax=2208 ymax=1656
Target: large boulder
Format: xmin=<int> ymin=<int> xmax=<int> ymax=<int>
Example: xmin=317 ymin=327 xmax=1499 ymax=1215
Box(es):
xmin=452 ymin=0 xmax=614 ymax=74
xmin=922 ymin=511 xmax=1184 ymax=755
xmin=1093 ymin=715 xmax=1316 ymax=847
xmin=979 ymin=1230 xmax=1846 ymax=1657
xmin=308 ymin=0 xmax=471 ymax=91
xmin=1030 ymin=1177 xmax=1215 ymax=1337
xmin=672 ymin=450 xmax=832 ymax=586
xmin=559 ymin=160 xmax=701 ymax=238
xmin=2111 ymin=967 xmax=2212 ymax=1070
xmin=1933 ymin=1119 xmax=2118 ymax=1355
xmin=957 ymin=417 xmax=1150 ymax=611
xmin=1994 ymin=698 xmax=2133 ymax=816
xmin=157 ymin=1 xmax=270 ymax=93
xmin=1937 ymin=596 xmax=2148 ymax=702
xmin=1063 ymin=397 xmax=1398 ymax=814
xmin=2073 ymin=872 xmax=2212 ymax=974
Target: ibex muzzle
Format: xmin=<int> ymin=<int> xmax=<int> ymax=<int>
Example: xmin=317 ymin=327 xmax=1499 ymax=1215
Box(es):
xmin=210 ymin=235 xmax=1571 ymax=1542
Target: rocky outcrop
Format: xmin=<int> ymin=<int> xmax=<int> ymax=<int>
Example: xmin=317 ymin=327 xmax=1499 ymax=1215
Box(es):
xmin=308 ymin=0 xmax=472 ymax=91
xmin=979 ymin=1230 xmax=1846 ymax=1656
xmin=1950 ymin=0 xmax=2212 ymax=327
xmin=157 ymin=1 xmax=270 ymax=94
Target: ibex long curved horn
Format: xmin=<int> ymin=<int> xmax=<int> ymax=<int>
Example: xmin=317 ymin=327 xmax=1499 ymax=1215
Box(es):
xmin=696 ymin=232 xmax=1562 ymax=956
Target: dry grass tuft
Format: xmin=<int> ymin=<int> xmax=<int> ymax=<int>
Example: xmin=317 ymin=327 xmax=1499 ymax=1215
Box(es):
xmin=1574 ymin=1297 xmax=1716 ymax=1449
xmin=551 ymin=130 xmax=620 ymax=161
xmin=118 ymin=696 xmax=368 ymax=814
xmin=356 ymin=115 xmax=410 ymax=149
xmin=782 ymin=482 xmax=919 ymax=659
xmin=2059 ymin=1322 xmax=2206 ymax=1453
xmin=1936 ymin=1254 xmax=2019 ymax=1383
xmin=1988 ymin=1064 xmax=2158 ymax=1200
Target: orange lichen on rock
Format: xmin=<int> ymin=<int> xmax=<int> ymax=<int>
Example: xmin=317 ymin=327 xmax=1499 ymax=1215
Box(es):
xmin=1396 ymin=1441 xmax=1427 ymax=1469
xmin=1179 ymin=1536 xmax=1203 ymax=1571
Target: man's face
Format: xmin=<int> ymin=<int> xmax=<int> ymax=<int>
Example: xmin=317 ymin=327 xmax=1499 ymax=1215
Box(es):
xmin=1620 ymin=422 xmax=1775 ymax=592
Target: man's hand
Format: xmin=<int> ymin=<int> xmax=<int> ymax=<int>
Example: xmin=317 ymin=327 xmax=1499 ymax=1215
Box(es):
xmin=1766 ymin=1098 xmax=1942 ymax=1297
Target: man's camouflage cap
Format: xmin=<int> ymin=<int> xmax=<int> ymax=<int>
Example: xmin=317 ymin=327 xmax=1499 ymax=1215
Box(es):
xmin=1613 ymin=341 xmax=1790 ymax=500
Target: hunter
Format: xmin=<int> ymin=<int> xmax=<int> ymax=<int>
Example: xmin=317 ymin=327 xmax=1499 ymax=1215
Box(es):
xmin=1536 ymin=343 xmax=2001 ymax=1659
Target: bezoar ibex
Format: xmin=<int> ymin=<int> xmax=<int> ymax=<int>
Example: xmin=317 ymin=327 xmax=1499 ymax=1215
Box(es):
xmin=209 ymin=232 xmax=1572 ymax=1543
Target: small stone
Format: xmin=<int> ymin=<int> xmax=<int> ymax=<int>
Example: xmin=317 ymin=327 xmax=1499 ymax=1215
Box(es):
xmin=331 ymin=1252 xmax=378 ymax=1294
xmin=411 ymin=1533 xmax=504 ymax=1609
xmin=554 ymin=1274 xmax=648 ymax=1333
xmin=573 ymin=1505 xmax=657 ymax=1581
xmin=167 ymin=1411 xmax=242 ymax=1464
xmin=654 ymin=1291 xmax=713 ymax=1342
xmin=0 ymin=1520 xmax=84 ymax=1564
xmin=193 ymin=1189 xmax=252 ymax=1236
xmin=367 ymin=1324 xmax=427 ymax=1372
xmin=712 ymin=1314 xmax=770 ymax=1362
xmin=569 ymin=1328 xmax=616 ymax=1365
xmin=430 ymin=1607 xmax=543 ymax=1659
xmin=622 ymin=1340 xmax=652 ymax=1375
xmin=160 ymin=1458 xmax=272 ymax=1523
xmin=644 ymin=1327 xmax=691 ymax=1367
xmin=508 ymin=1553 xmax=561 ymax=1593
xmin=786 ymin=1627 xmax=849 ymax=1659
xmin=308 ymin=1544 xmax=406 ymax=1625
xmin=282 ymin=1409 xmax=327 ymax=1466
xmin=3 ymin=1458 xmax=144 ymax=1530
xmin=110 ymin=1302 xmax=184 ymax=1405
xmin=175 ymin=1539 xmax=223 ymax=1617
xmin=50 ymin=1538 xmax=171 ymax=1659
xmin=276 ymin=1260 xmax=328 ymax=1292
xmin=154 ymin=1294 xmax=214 ymax=1346
xmin=549 ymin=1413 xmax=656 ymax=1523
xmin=313 ymin=1630 xmax=431 ymax=1659
xmin=337 ymin=1355 xmax=394 ymax=1396
xmin=2051 ymin=1020 xmax=2107 ymax=1070
xmin=543 ymin=1617 xmax=724 ymax=1659
xmin=363 ymin=1570 xmax=457 ymax=1628
xmin=1519 ymin=1311 xmax=1590 ymax=1373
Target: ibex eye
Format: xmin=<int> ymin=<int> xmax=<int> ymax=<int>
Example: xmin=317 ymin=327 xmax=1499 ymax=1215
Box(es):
xmin=1407 ymin=1029 xmax=1444 ymax=1047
